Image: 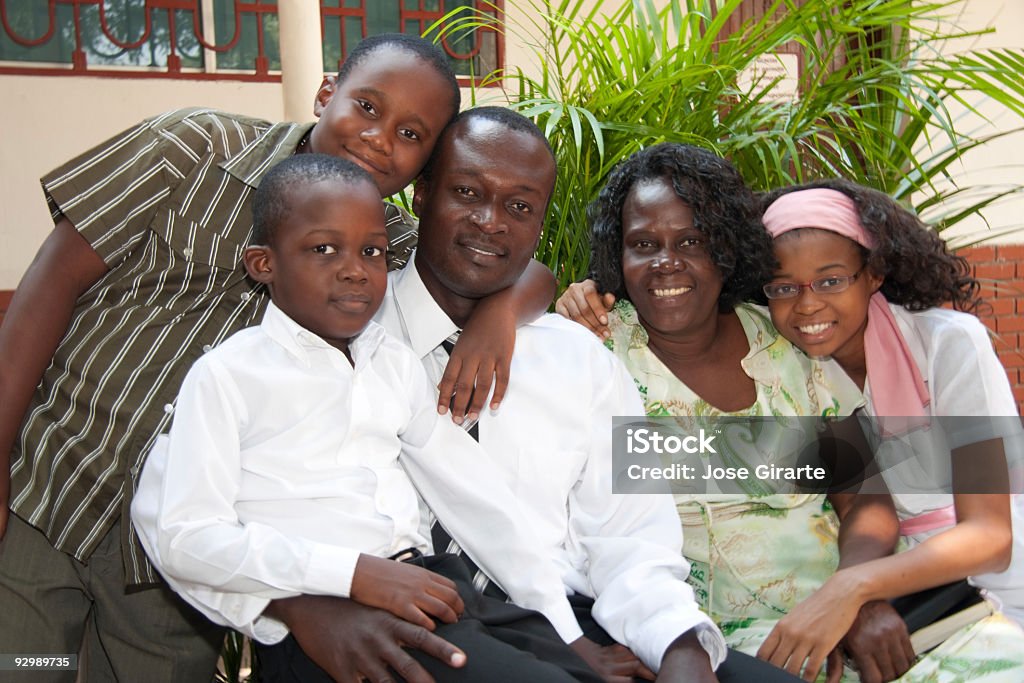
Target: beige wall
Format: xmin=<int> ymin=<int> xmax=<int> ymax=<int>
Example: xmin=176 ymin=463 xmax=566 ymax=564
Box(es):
xmin=924 ymin=1 xmax=1024 ymax=246
xmin=2 ymin=0 xmax=1022 ymax=288
xmin=0 ymin=75 xmax=285 ymax=288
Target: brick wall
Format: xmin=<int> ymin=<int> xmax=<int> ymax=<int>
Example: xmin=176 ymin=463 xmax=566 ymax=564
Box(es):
xmin=0 ymin=249 xmax=1021 ymax=412
xmin=961 ymin=244 xmax=1024 ymax=415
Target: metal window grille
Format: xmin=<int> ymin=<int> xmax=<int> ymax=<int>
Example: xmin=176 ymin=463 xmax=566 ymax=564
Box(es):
xmin=0 ymin=0 xmax=502 ymax=84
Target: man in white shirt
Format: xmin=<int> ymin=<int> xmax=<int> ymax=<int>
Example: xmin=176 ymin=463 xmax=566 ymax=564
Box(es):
xmin=131 ymin=152 xmax=602 ymax=683
xmin=373 ymin=107 xmax=803 ymax=682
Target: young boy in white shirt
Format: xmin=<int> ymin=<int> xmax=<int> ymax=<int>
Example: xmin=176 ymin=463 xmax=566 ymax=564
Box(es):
xmin=130 ymin=152 xmax=599 ymax=683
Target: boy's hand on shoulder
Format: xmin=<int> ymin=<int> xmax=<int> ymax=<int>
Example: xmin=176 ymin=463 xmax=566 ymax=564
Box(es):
xmin=438 ymin=303 xmax=514 ymax=424
xmin=350 ymin=554 xmax=464 ymax=630
xmin=267 ymin=594 xmax=466 ymax=683
xmin=656 ymin=631 xmax=716 ymax=682
xmin=554 ymin=279 xmax=614 ymax=339
xmin=570 ymin=637 xmax=654 ymax=683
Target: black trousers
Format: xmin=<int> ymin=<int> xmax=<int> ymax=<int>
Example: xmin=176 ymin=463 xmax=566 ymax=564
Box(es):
xmin=257 ymin=553 xmax=602 ymax=683
xmin=568 ymin=593 xmax=804 ymax=683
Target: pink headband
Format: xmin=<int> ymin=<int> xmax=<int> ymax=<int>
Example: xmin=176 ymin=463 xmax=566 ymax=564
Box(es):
xmin=764 ymin=188 xmax=930 ymax=426
xmin=762 ymin=188 xmax=875 ymax=249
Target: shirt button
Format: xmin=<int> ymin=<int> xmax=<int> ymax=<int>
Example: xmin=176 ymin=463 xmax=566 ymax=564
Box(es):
xmin=164 ymin=403 xmax=174 ymax=414
xmin=202 ymin=344 xmax=212 ymax=353
xmin=130 ymin=465 xmax=139 ymax=476
xmin=182 ymin=248 xmax=193 ymax=258
xmin=240 ymin=292 xmax=251 ymax=302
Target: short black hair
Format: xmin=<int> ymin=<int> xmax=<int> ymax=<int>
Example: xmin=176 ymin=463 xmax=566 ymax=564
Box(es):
xmin=252 ymin=153 xmax=375 ymax=246
xmin=337 ymin=33 xmax=461 ymax=119
xmin=589 ymin=142 xmax=772 ymax=311
xmin=762 ymin=178 xmax=982 ymax=313
xmin=419 ymin=106 xmax=556 ymax=183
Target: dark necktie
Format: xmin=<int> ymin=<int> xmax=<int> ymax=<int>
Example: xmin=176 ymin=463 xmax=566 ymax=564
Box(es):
xmin=432 ymin=334 xmax=506 ymax=600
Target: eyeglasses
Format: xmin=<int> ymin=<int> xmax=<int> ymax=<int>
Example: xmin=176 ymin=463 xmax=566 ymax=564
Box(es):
xmin=763 ymin=266 xmax=865 ymax=300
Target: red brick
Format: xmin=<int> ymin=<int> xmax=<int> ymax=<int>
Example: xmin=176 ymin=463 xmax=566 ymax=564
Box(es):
xmin=999 ymin=348 xmax=1024 ymax=368
xmin=997 ymin=244 xmax=1024 ymax=261
xmin=975 ymin=262 xmax=1017 ymax=280
xmin=1013 ymin=384 xmax=1024 ymax=406
xmin=978 ymin=283 xmax=999 ymax=301
xmin=1017 ymin=262 xmax=1024 ymax=279
xmin=996 ymin=316 xmax=1024 ymax=333
xmin=997 ymin=336 xmax=1024 ymax=357
xmin=988 ymin=298 xmax=1016 ymax=316
xmin=960 ymin=245 xmax=997 ymax=263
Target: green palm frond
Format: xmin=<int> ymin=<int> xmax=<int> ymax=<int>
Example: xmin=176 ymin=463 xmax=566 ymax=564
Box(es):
xmin=429 ymin=0 xmax=1024 ymax=289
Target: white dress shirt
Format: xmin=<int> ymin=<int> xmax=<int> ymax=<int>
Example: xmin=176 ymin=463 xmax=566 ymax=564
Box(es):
xmin=856 ymin=304 xmax=1024 ymax=623
xmin=131 ymin=301 xmax=579 ymax=643
xmin=374 ymin=255 xmax=727 ymax=672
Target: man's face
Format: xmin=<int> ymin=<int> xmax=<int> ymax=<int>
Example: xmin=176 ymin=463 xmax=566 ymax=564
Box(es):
xmin=412 ymin=118 xmax=555 ymax=316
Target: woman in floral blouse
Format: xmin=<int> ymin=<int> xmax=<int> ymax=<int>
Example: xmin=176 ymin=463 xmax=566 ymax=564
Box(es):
xmin=564 ymin=142 xmax=1024 ymax=682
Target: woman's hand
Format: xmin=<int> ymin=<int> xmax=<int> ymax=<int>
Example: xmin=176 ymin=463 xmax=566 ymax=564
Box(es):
xmin=757 ymin=571 xmax=865 ymax=681
xmin=555 ymin=279 xmax=615 ymax=339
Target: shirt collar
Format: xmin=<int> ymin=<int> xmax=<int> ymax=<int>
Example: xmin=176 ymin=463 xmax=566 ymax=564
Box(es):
xmin=390 ymin=252 xmax=460 ymax=359
xmin=612 ymin=300 xmax=779 ymax=380
xmin=261 ymin=299 xmax=387 ymax=370
xmin=735 ymin=304 xmax=785 ymax=385
xmin=221 ymin=122 xmax=315 ymax=189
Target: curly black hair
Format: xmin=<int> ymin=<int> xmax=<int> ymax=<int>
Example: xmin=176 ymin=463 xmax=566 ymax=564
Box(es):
xmin=761 ymin=178 xmax=982 ymax=313
xmin=589 ymin=142 xmax=773 ymax=312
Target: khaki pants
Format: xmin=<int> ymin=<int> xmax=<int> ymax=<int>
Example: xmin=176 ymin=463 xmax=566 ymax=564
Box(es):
xmin=0 ymin=514 xmax=223 ymax=682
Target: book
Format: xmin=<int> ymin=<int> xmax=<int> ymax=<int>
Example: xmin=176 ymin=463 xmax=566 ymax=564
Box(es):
xmin=890 ymin=580 xmax=994 ymax=653
xmin=909 ymin=599 xmax=994 ymax=653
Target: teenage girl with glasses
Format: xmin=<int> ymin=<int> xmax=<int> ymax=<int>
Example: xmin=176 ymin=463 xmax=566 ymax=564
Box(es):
xmin=758 ymin=178 xmax=1024 ymax=681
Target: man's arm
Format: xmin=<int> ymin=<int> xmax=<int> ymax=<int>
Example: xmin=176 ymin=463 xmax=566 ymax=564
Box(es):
xmin=657 ymin=632 xmax=717 ymax=683
xmin=576 ymin=352 xmax=725 ymax=674
xmin=0 ymin=217 xmax=109 ymax=539
xmin=393 ymin=341 xmax=582 ymax=643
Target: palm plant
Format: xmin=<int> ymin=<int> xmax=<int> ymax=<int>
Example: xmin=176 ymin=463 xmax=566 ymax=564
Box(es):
xmin=431 ymin=0 xmax=1024 ymax=288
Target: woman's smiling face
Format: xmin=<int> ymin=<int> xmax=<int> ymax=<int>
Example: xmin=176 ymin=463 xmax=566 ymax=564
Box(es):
xmin=768 ymin=228 xmax=882 ymax=371
xmin=620 ymin=176 xmax=723 ymax=338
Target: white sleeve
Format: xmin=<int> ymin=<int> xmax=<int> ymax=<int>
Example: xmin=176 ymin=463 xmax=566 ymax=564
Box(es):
xmin=577 ymin=355 xmax=727 ymax=672
xmin=926 ymin=313 xmax=1020 ymax=443
xmin=130 ymin=356 xmax=360 ymax=641
xmin=396 ymin=356 xmax=583 ymax=644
